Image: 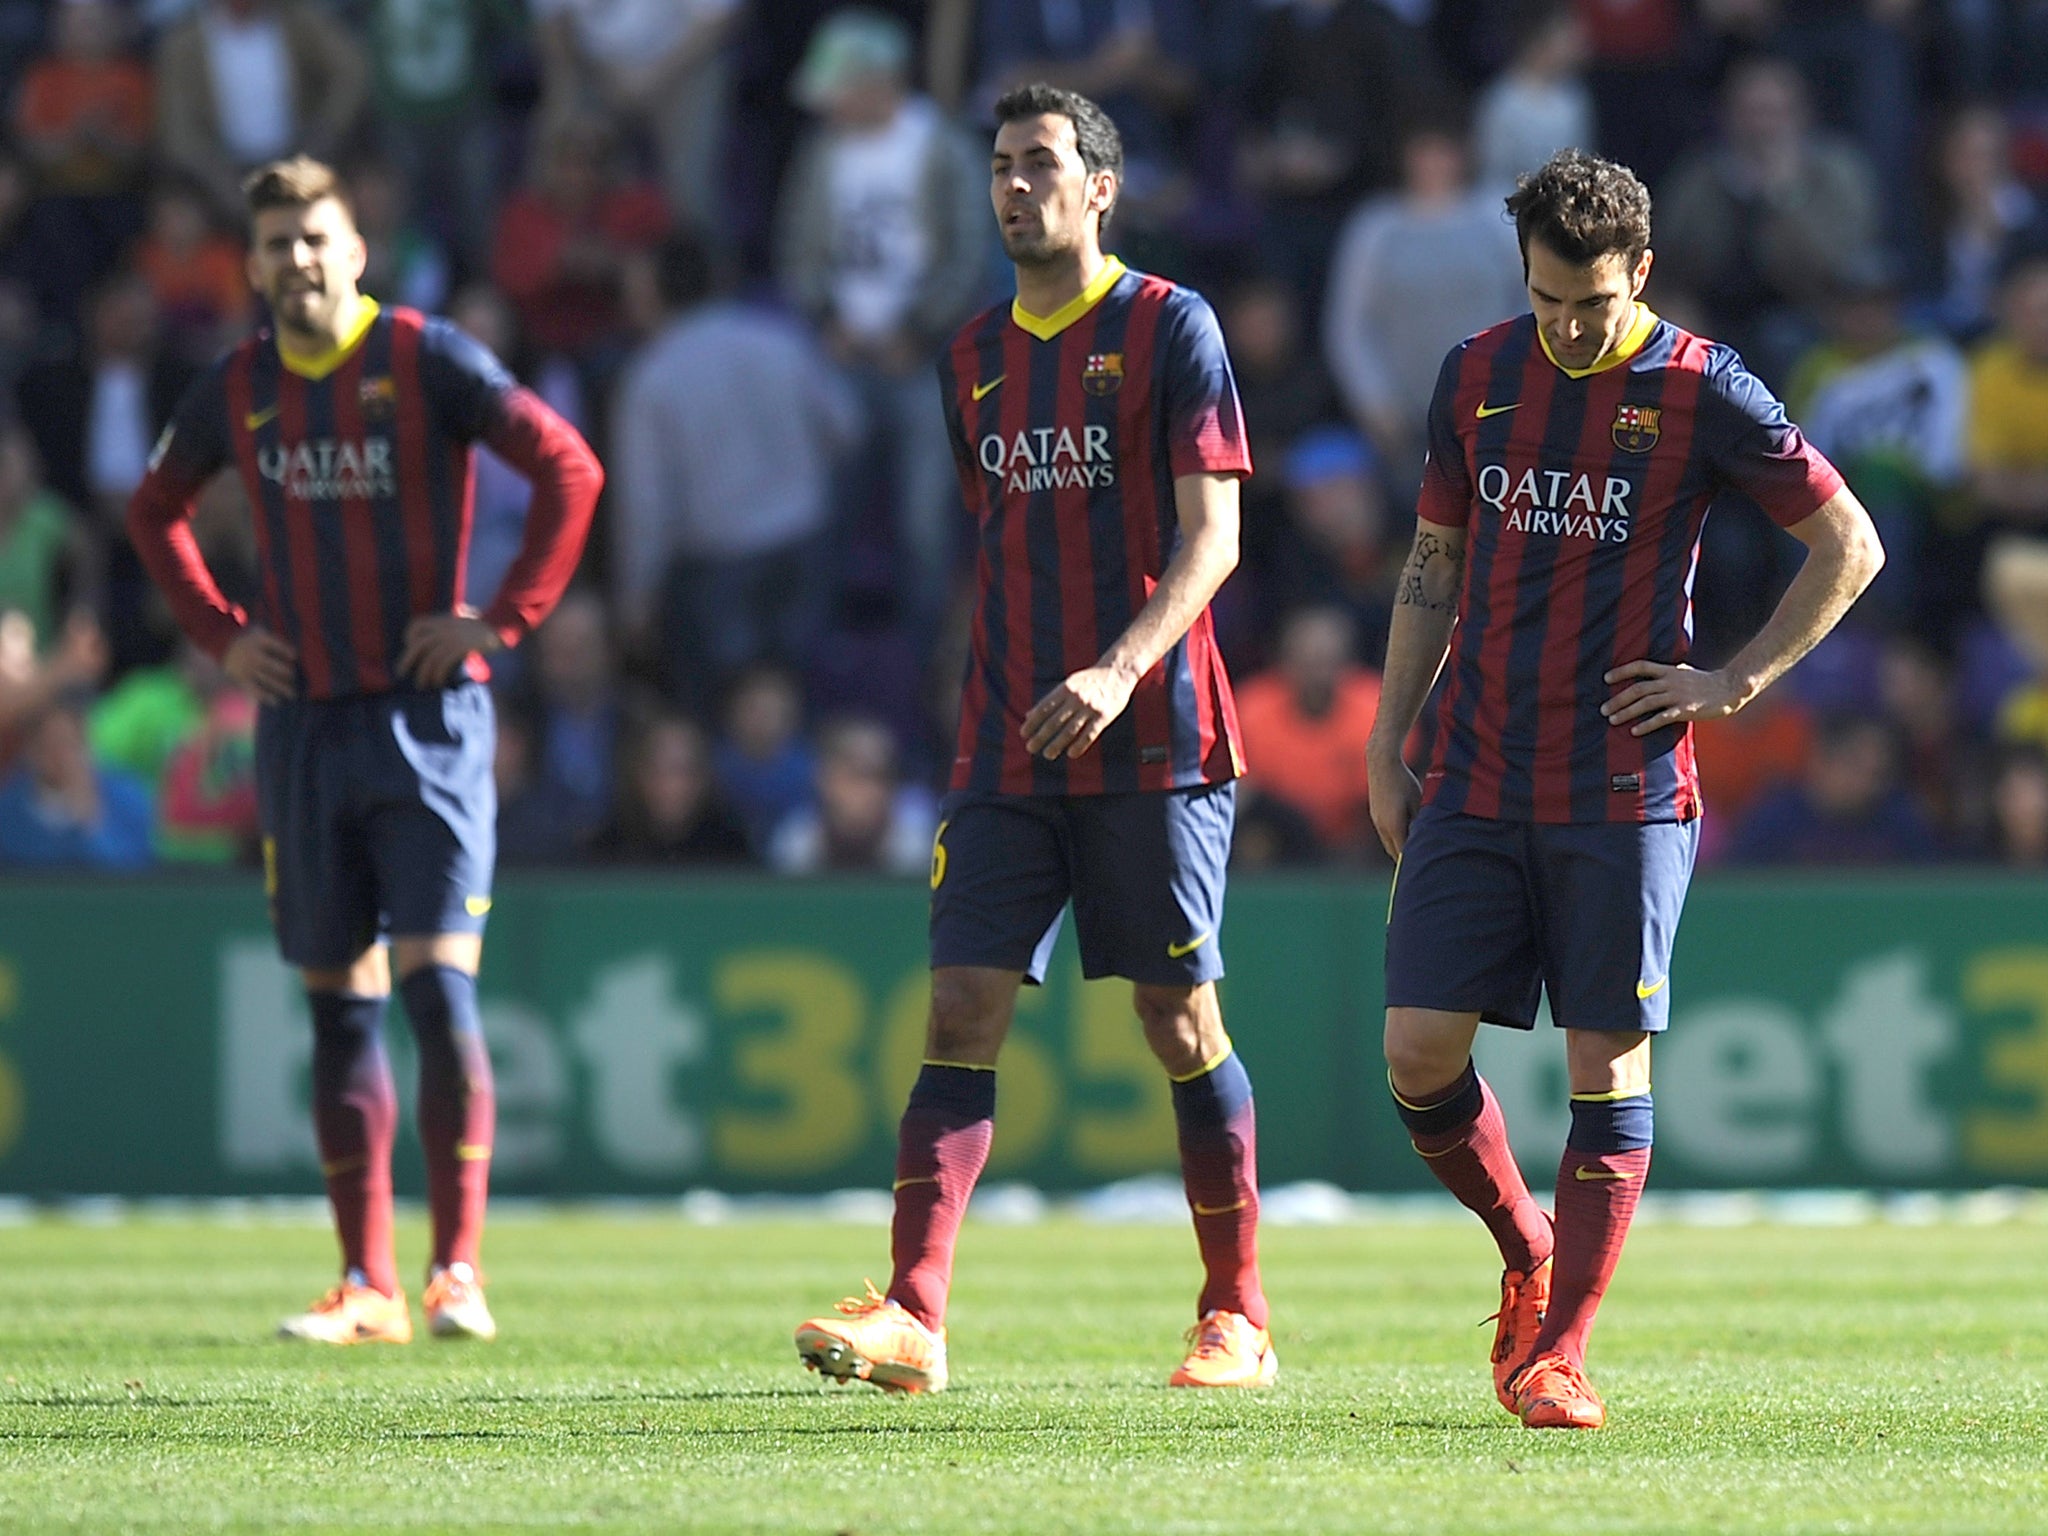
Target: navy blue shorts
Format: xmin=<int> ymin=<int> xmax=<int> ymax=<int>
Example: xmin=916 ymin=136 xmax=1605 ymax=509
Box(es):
xmin=929 ymin=782 xmax=1234 ymax=986
xmin=255 ymin=682 xmax=496 ymax=970
xmin=1385 ymin=803 xmax=1699 ymax=1032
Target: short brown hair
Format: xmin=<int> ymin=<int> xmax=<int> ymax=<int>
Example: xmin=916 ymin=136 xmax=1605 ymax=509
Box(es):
xmin=1505 ymin=149 xmax=1651 ymax=272
xmin=242 ymin=155 xmax=352 ymax=223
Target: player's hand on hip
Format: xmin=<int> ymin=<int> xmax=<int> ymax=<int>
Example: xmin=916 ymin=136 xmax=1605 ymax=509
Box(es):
xmin=1602 ymin=659 xmax=1742 ymax=736
xmin=222 ymin=626 xmax=297 ymax=704
xmin=400 ymin=612 xmax=501 ymax=688
xmin=1367 ymin=755 xmax=1422 ymax=859
xmin=1022 ymin=664 xmax=1138 ymax=759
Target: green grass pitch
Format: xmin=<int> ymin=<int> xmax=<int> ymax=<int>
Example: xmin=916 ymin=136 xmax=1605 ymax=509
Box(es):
xmin=1 ymin=1212 xmax=2044 ymax=1533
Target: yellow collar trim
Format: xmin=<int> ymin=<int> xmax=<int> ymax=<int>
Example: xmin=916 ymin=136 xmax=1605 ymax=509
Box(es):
xmin=1012 ymin=256 xmax=1126 ymax=341
xmin=277 ymin=297 xmax=380 ymax=380
xmin=1539 ymin=303 xmax=1658 ymax=379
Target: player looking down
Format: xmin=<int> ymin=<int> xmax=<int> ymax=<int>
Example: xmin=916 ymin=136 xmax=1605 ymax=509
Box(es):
xmin=1369 ymin=149 xmax=1883 ymax=1429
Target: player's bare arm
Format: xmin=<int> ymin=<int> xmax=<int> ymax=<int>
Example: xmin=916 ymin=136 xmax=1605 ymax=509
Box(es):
xmin=1602 ymin=485 xmax=1884 ymax=736
xmin=222 ymin=626 xmax=299 ymax=704
xmin=1365 ymin=521 xmax=1466 ymax=857
xmin=1022 ymin=470 xmax=1239 ymax=759
xmin=398 ymin=612 xmax=503 ymax=689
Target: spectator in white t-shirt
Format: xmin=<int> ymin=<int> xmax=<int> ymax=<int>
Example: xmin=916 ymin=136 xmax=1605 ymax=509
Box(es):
xmin=775 ymin=8 xmax=988 ymax=651
xmin=1473 ymin=4 xmax=1595 ymax=192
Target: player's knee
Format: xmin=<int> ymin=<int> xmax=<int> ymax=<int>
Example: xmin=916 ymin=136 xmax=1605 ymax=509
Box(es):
xmin=1383 ymin=1014 xmax=1469 ymax=1100
xmin=926 ymin=968 xmax=1013 ymax=1061
xmin=1133 ymin=985 xmax=1211 ymax=1075
xmin=399 ymin=965 xmax=490 ymax=1084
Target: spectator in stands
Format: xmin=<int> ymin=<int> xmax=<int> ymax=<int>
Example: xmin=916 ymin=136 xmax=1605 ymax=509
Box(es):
xmin=767 ymin=713 xmax=934 ymax=875
xmin=589 ymin=710 xmax=753 ymax=866
xmin=364 ymin=0 xmax=508 ymax=264
xmin=1658 ymin=56 xmax=1881 ymax=380
xmin=1689 ymin=684 xmax=1815 ymax=863
xmin=90 ymin=638 xmax=212 ymax=789
xmin=534 ymin=0 xmax=740 ymax=246
xmin=1264 ymin=427 xmax=1395 ymax=664
xmin=1237 ymin=0 xmax=1442 ymax=299
xmin=1917 ymin=104 xmax=2045 ymax=345
xmin=714 ymin=661 xmax=815 ymax=851
xmin=613 ymin=230 xmax=855 ymax=713
xmin=0 ymin=692 xmax=153 ymax=870
xmin=12 ymin=0 xmax=152 ymax=295
xmin=448 ymin=285 xmax=536 ymax=618
xmin=776 ymin=8 xmax=985 ymax=648
xmin=0 ymin=606 xmax=106 ymax=752
xmin=1726 ymin=712 xmax=1940 ymax=865
xmin=490 ymin=114 xmax=668 ymax=373
xmin=1788 ymin=252 xmax=1967 ymax=630
xmin=134 ymin=174 xmax=251 ymax=366
xmin=1473 ymin=3 xmax=1595 ymax=191
xmin=1323 ymin=118 xmax=1524 ymax=488
xmin=1967 ymin=255 xmax=2048 ymax=525
xmin=154 ymin=684 xmax=256 ymax=864
xmin=1234 ymin=605 xmax=1383 ymax=859
xmin=0 ymin=145 xmax=71 ymax=361
xmin=973 ymin=0 xmax=1201 ymax=226
xmin=527 ymin=591 xmax=623 ymax=844
xmin=0 ymin=425 xmax=91 ymax=648
xmin=1573 ymin=0 xmax=1698 ymax=188
xmin=350 ymin=157 xmax=450 ymax=316
xmin=1881 ymin=634 xmax=1970 ymax=838
xmin=1986 ymin=743 xmax=2048 ymax=866
xmin=154 ymin=0 xmax=368 ymax=219
xmin=492 ymin=704 xmax=587 ymax=865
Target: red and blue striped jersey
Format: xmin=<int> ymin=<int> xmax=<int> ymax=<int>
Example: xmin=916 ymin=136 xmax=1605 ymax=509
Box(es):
xmin=128 ymin=303 xmax=600 ymax=699
xmin=942 ymin=258 xmax=1253 ymax=796
xmin=1416 ymin=309 xmax=1844 ymax=823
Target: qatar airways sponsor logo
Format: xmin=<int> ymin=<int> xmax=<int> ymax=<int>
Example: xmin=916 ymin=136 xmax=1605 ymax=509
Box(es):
xmin=258 ymin=438 xmax=396 ymax=501
xmin=978 ymin=424 xmax=1116 ymax=494
xmin=1477 ymin=463 xmax=1635 ymax=544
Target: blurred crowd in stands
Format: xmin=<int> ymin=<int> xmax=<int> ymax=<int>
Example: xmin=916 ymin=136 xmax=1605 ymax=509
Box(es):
xmin=1 ymin=0 xmax=2047 ymax=875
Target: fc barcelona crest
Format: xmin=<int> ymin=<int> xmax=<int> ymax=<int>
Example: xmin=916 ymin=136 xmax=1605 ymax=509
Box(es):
xmin=359 ymin=375 xmax=398 ymax=419
xmin=1612 ymin=403 xmax=1660 ymax=453
xmin=1082 ymin=352 xmax=1124 ymax=395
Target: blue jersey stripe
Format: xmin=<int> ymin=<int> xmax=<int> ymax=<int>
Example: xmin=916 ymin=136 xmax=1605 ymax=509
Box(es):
xmin=360 ymin=321 xmax=413 ymax=676
xmin=295 ymin=366 xmax=362 ymax=696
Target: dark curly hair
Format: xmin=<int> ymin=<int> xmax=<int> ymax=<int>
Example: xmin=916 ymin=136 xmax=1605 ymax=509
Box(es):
xmin=993 ymin=82 xmax=1124 ymax=228
xmin=1504 ymin=149 xmax=1652 ymax=272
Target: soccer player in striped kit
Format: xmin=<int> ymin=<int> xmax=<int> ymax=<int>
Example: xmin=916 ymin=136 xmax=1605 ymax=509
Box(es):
xmin=794 ymin=84 xmax=1273 ymax=1393
xmin=1369 ymin=150 xmax=1884 ymax=1428
xmin=128 ymin=157 xmax=602 ymax=1344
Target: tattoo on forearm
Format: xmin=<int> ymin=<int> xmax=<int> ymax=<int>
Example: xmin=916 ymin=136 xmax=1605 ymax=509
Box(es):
xmin=1396 ymin=530 xmax=1465 ymax=613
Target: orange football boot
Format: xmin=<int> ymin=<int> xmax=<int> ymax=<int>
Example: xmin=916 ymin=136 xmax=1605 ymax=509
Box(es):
xmin=794 ymin=1282 xmax=948 ymax=1394
xmin=1169 ymin=1310 xmax=1279 ymax=1388
xmin=1512 ymin=1350 xmax=1606 ymax=1430
xmin=423 ymin=1262 xmax=497 ymax=1341
xmin=1486 ymin=1254 xmax=1553 ymax=1413
xmin=277 ymin=1281 xmax=413 ymax=1344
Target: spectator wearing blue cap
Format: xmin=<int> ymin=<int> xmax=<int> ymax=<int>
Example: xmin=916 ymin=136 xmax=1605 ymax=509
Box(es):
xmin=1266 ymin=426 xmax=1396 ymax=664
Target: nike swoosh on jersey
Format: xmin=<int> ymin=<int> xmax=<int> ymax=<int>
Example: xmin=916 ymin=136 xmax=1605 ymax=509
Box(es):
xmin=1636 ymin=976 xmax=1667 ymax=1000
xmin=1167 ymin=932 xmax=1211 ymax=958
xmin=1574 ymin=1167 xmax=1634 ymax=1182
xmin=971 ymin=375 xmax=1006 ymax=401
xmin=1475 ymin=401 xmax=1520 ymax=419
xmin=245 ymin=404 xmax=280 ymax=430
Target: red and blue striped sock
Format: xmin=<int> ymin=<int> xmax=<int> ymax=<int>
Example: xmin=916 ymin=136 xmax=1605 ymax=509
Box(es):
xmin=1172 ymin=1046 xmax=1267 ymax=1327
xmin=308 ymin=991 xmax=398 ymax=1296
xmin=887 ymin=1063 xmax=996 ymax=1330
xmin=1393 ymin=1062 xmax=1551 ymax=1274
xmin=401 ymin=965 xmax=495 ymax=1273
xmin=1533 ymin=1090 xmax=1654 ymax=1368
